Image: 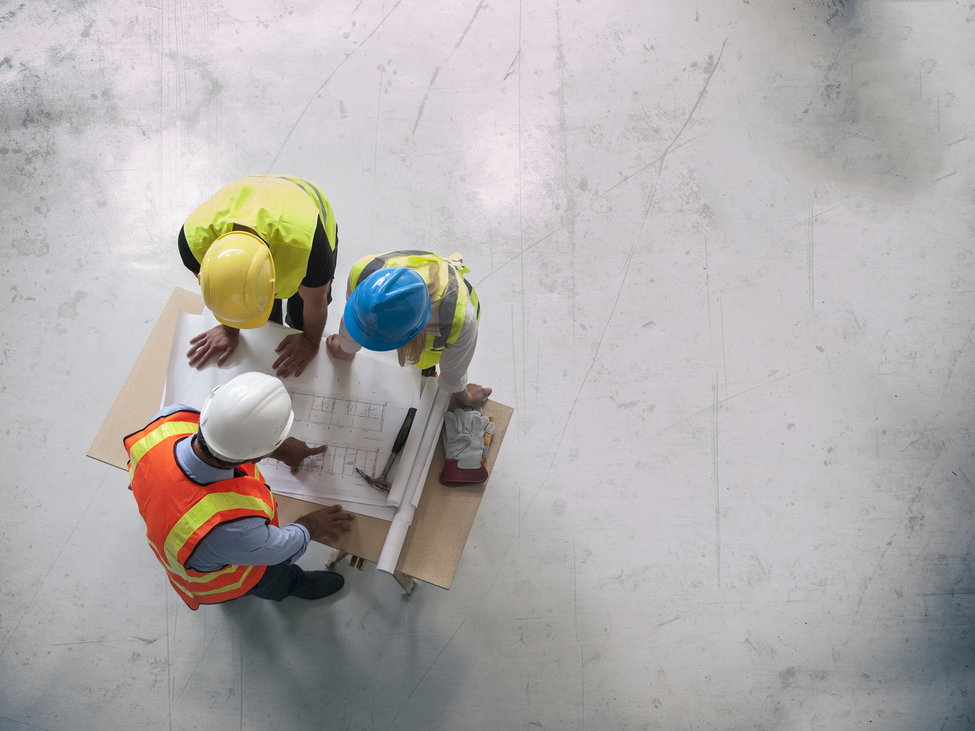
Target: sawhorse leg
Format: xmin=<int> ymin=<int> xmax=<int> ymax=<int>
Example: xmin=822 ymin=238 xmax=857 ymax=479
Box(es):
xmin=326 ymin=549 xmax=418 ymax=598
xmin=393 ymin=570 xmax=417 ymax=598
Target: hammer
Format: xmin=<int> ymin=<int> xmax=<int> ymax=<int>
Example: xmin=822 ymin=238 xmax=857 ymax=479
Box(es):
xmin=356 ymin=407 xmax=417 ymax=492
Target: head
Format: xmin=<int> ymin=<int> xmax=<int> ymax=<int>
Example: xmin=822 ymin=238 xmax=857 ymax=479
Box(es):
xmin=199 ymin=231 xmax=275 ymax=329
xmin=344 ymin=266 xmax=432 ymax=353
xmin=198 ymin=372 xmax=294 ymax=465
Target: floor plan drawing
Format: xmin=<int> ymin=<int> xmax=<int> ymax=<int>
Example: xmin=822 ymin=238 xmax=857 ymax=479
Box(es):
xmin=288 ymin=391 xmax=386 ymax=433
xmin=166 ymin=311 xmax=424 ymax=519
xmin=263 ymin=440 xmax=380 ymax=478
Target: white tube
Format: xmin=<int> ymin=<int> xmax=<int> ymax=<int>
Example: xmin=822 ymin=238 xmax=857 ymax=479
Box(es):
xmin=411 ymin=386 xmax=451 ymax=508
xmin=376 ymin=382 xmax=451 ymax=575
xmin=385 ymin=376 xmax=438 ymax=508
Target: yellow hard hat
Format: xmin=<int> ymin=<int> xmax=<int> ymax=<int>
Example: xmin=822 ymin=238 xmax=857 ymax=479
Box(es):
xmin=199 ymin=231 xmax=276 ymax=329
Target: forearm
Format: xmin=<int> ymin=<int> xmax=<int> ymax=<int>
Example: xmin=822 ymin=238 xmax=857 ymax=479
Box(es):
xmin=299 ymin=283 xmax=329 ymax=341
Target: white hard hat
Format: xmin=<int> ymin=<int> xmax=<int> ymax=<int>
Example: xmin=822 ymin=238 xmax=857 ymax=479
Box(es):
xmin=199 ymin=372 xmax=294 ymax=462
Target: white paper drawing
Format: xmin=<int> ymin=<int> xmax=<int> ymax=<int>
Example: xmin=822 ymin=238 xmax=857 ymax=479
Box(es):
xmin=163 ymin=310 xmax=426 ymax=520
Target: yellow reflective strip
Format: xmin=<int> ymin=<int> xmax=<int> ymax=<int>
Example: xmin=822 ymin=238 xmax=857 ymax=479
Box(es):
xmin=127 ymin=421 xmax=198 ymax=482
xmin=162 ymin=492 xmax=273 ymax=568
xmin=190 ymin=566 xmax=256 ymax=597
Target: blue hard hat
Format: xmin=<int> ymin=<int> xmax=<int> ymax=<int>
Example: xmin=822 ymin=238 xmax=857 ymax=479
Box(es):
xmin=344 ymin=267 xmax=431 ymax=351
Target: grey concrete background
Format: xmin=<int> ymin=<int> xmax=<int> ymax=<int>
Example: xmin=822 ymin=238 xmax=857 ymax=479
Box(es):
xmin=1 ymin=0 xmax=973 ymax=729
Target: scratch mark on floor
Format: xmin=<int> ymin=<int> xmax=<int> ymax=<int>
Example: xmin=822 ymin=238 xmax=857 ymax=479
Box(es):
xmin=518 ymin=0 xmax=525 ymax=429
xmin=573 ymin=541 xmax=579 ymax=639
xmin=519 ymin=238 xmax=641 ymax=524
xmin=808 ymin=200 xmax=814 ymax=310
xmin=503 ymin=51 xmax=519 ymax=80
xmin=798 ymin=40 xmax=846 ymax=124
xmin=0 ymin=468 xmax=111 ymax=664
xmin=473 ymin=138 xmax=694 ymax=288
xmin=855 ymin=441 xmax=945 ymax=616
xmin=935 ymin=171 xmax=957 ymax=182
xmin=638 ymin=37 xmax=728 ymax=236
xmin=155 ymin=612 xmax=230 ymax=731
xmin=371 ymin=64 xmax=385 ymax=248
xmin=791 ymin=203 xmax=842 ymax=228
xmin=713 ymin=375 xmax=721 ymax=590
xmin=266 ymin=0 xmax=403 ymax=171
xmin=941 ymin=322 xmax=975 ymax=394
xmin=642 ymin=368 xmax=809 ymax=442
xmin=411 ymin=0 xmax=486 ymax=136
xmin=705 ymin=235 xmax=713 ymax=352
xmin=947 ymin=135 xmax=969 ymax=147
xmin=384 ymin=537 xmax=513 ymax=731
xmin=720 ymin=297 xmax=728 ymax=394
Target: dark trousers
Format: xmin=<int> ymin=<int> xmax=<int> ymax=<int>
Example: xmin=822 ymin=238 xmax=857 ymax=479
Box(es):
xmin=269 ymin=291 xmax=305 ymax=331
xmin=244 ymin=563 xmax=306 ymax=602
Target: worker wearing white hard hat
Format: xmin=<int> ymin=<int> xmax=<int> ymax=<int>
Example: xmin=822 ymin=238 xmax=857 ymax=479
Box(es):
xmin=178 ymin=174 xmax=339 ymax=378
xmin=326 ymin=251 xmax=492 ymax=408
xmin=124 ymin=372 xmax=354 ymax=609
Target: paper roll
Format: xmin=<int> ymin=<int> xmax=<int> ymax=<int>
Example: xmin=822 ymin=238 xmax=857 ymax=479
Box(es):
xmin=385 ymin=376 xmax=438 ymax=507
xmin=376 ymin=381 xmax=451 ymax=575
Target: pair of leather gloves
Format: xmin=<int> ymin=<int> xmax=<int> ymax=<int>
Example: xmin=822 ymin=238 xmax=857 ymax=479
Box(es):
xmin=440 ymin=407 xmax=495 ymax=486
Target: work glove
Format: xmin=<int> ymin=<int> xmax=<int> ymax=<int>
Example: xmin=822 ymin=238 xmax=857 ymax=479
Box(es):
xmin=442 ymin=407 xmax=495 ymax=469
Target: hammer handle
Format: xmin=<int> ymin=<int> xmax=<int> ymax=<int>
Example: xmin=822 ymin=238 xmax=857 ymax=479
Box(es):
xmin=391 ymin=407 xmax=417 ymax=455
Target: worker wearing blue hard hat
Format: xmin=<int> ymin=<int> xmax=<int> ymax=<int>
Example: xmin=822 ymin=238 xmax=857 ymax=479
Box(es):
xmin=326 ymin=251 xmax=492 ymax=408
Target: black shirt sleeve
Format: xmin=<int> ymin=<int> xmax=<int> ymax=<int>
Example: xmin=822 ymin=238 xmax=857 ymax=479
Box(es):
xmin=178 ymin=226 xmax=201 ymax=275
xmin=300 ymin=218 xmax=338 ymax=301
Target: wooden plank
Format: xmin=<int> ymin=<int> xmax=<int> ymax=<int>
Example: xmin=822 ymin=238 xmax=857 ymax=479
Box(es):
xmin=87 ymin=287 xmax=204 ymax=469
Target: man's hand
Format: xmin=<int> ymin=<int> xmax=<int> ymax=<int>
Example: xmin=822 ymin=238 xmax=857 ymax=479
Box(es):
xmin=455 ymin=383 xmax=492 ymax=409
xmin=326 ymin=334 xmax=356 ymax=361
xmin=267 ymin=437 xmax=327 ymax=475
xmin=187 ymin=325 xmax=240 ymax=369
xmin=273 ymin=332 xmax=320 ymax=378
xmin=293 ymin=504 xmax=355 ymax=543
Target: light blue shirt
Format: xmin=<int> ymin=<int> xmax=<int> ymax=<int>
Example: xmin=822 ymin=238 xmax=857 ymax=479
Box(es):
xmin=155 ymin=405 xmax=309 ymax=572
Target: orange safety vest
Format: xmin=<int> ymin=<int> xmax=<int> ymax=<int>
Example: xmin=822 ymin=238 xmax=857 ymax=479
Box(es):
xmin=123 ymin=410 xmax=279 ymax=610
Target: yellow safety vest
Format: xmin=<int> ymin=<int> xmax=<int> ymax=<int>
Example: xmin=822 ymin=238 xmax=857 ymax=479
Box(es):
xmin=348 ymin=251 xmax=480 ymax=369
xmin=183 ymin=174 xmax=337 ymax=299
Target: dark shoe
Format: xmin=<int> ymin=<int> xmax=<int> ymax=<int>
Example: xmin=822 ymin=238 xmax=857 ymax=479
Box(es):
xmin=289 ymin=570 xmax=345 ymax=600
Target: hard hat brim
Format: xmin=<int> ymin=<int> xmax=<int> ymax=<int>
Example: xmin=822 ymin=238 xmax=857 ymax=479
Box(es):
xmin=343 ymin=298 xmax=428 ymax=351
xmin=213 ymin=294 xmax=275 ymax=330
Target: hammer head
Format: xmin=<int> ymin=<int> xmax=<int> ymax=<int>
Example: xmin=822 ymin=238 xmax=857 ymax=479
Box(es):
xmin=356 ymin=467 xmax=391 ymax=492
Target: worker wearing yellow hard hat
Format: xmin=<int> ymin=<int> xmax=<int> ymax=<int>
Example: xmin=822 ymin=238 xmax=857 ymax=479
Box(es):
xmin=178 ymin=174 xmax=338 ymax=378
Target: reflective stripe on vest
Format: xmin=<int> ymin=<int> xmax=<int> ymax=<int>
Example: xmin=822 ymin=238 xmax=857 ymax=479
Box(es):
xmin=126 ymin=420 xmax=198 ymax=483
xmin=123 ymin=410 xmax=277 ymax=609
xmin=349 ymin=251 xmax=480 ymax=369
xmin=183 ymin=174 xmax=336 ymax=299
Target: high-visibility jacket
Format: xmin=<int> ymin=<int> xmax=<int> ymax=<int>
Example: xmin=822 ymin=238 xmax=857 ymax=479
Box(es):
xmin=183 ymin=174 xmax=337 ymax=299
xmin=348 ymin=251 xmax=481 ymax=370
xmin=123 ymin=410 xmax=278 ymax=610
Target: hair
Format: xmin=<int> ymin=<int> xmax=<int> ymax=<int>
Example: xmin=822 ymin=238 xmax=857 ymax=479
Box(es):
xmin=395 ymin=263 xmax=449 ymax=367
xmin=195 ymin=432 xmax=249 ymax=468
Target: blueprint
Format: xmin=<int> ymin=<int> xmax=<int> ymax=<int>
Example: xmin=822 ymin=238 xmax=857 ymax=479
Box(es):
xmin=164 ymin=310 xmax=425 ymax=520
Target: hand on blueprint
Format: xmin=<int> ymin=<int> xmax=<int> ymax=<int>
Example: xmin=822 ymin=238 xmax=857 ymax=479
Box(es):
xmin=325 ymin=334 xmax=355 ymax=361
xmin=293 ymin=504 xmax=355 ymax=542
xmin=268 ymin=437 xmax=328 ymax=475
xmin=455 ymin=383 xmax=492 ymax=409
xmin=186 ymin=324 xmax=240 ymax=369
xmin=273 ymin=332 xmax=320 ymax=378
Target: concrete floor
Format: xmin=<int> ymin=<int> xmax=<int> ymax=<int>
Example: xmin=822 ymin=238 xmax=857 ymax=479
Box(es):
xmin=1 ymin=0 xmax=974 ymax=729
